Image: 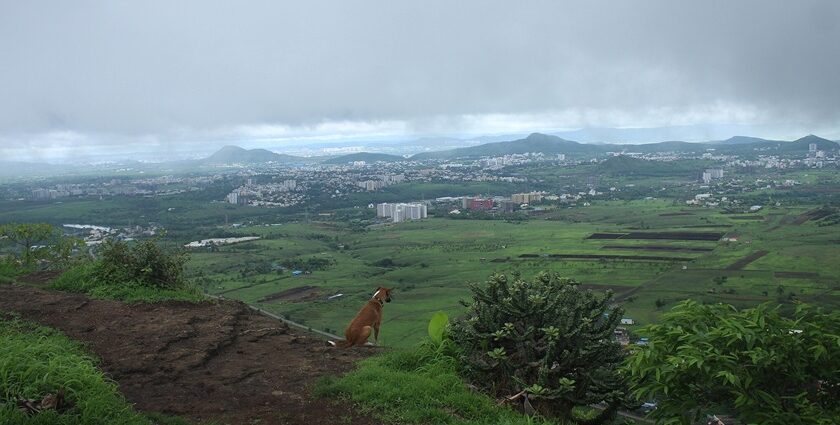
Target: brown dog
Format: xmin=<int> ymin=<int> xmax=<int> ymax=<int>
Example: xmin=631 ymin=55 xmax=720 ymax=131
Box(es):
xmin=330 ymin=287 xmax=392 ymax=348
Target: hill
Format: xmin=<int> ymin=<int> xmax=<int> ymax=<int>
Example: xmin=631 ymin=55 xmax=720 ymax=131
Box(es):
xmin=709 ymin=135 xmax=780 ymax=145
xmin=203 ymin=145 xmax=302 ymax=164
xmin=322 ymin=152 xmax=405 ymax=165
xmin=788 ymin=134 xmax=838 ymax=151
xmin=411 ymin=133 xmax=602 ymax=160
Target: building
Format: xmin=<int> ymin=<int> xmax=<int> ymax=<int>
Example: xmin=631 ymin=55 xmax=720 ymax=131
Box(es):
xmin=226 ymin=191 xmax=239 ymax=204
xmin=498 ymin=200 xmax=518 ymax=213
xmin=469 ymin=198 xmax=494 ymax=210
xmin=706 ymin=169 xmax=724 ymax=179
xmin=376 ymin=202 xmax=427 ymax=223
xmin=511 ymin=192 xmax=543 ymax=204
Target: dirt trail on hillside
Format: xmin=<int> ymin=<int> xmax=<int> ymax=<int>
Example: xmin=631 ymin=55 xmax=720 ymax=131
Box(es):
xmin=0 ymin=284 xmax=379 ymax=425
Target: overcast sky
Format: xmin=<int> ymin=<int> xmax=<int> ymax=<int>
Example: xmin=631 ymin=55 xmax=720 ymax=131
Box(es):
xmin=1 ymin=1 xmax=839 ymax=161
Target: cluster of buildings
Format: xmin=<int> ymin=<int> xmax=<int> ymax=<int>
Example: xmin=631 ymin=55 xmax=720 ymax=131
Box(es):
xmin=479 ymin=152 xmax=565 ymax=169
xmin=19 ymin=176 xmax=223 ymax=201
xmin=356 ymin=174 xmax=405 ymax=191
xmin=62 ymin=223 xmax=161 ymax=246
xmin=376 ymin=202 xmax=428 ymax=223
xmin=225 ymin=179 xmax=303 ymax=207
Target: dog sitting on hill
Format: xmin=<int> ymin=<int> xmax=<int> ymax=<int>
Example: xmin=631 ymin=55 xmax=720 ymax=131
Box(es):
xmin=329 ymin=287 xmax=392 ymax=348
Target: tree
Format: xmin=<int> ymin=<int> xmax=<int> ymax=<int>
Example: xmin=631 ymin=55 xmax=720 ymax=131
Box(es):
xmin=451 ymin=272 xmax=630 ymax=424
xmin=0 ymin=223 xmax=57 ymax=266
xmin=627 ymin=300 xmax=840 ymax=424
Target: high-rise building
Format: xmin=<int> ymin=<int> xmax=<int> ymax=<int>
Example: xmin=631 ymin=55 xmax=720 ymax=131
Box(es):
xmin=376 ymin=203 xmax=427 ymax=223
xmin=226 ymin=192 xmax=239 ymax=204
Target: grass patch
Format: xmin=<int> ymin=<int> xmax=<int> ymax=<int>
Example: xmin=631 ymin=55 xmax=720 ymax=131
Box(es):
xmin=51 ymin=263 xmax=204 ymax=303
xmin=0 ymin=262 xmax=24 ymax=284
xmin=315 ymin=343 xmax=563 ymax=425
xmin=0 ymin=314 xmax=148 ymax=424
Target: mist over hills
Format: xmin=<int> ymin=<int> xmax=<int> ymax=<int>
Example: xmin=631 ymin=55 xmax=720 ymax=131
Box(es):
xmin=203 ymin=146 xmax=303 ymax=164
xmin=2 ymin=132 xmax=836 ymax=179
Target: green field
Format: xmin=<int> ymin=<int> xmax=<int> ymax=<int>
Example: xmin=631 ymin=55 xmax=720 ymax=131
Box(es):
xmin=186 ymin=200 xmax=840 ymax=347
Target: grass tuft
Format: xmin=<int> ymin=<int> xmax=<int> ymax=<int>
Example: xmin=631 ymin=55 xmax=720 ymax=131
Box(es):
xmin=315 ymin=342 xmax=563 ymax=425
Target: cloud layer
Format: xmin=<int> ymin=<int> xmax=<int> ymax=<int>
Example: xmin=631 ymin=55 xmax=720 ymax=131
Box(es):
xmin=1 ymin=1 xmax=839 ymax=160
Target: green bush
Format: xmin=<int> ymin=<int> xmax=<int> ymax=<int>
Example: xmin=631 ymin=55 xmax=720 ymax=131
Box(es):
xmin=95 ymin=239 xmax=188 ymax=289
xmin=51 ymin=239 xmax=202 ymax=303
xmin=450 ymin=272 xmax=630 ymax=424
xmin=627 ymin=301 xmax=840 ymax=424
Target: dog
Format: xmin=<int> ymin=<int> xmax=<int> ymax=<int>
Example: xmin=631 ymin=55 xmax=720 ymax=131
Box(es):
xmin=329 ymin=287 xmax=392 ymax=348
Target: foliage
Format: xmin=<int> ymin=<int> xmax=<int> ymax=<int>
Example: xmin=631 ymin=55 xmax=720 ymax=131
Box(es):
xmin=0 ymin=261 xmax=22 ymax=284
xmin=0 ymin=223 xmax=58 ymax=266
xmin=315 ymin=343 xmax=562 ymax=425
xmin=51 ymin=263 xmax=203 ymax=303
xmin=280 ymin=256 xmax=334 ymax=272
xmin=50 ymin=239 xmax=203 ymax=303
xmin=95 ymin=238 xmax=188 ymax=290
xmin=450 ymin=272 xmax=630 ymax=423
xmin=0 ymin=315 xmax=149 ymax=424
xmin=626 ymin=300 xmax=840 ymax=424
xmin=0 ymin=223 xmax=85 ymax=269
xmin=428 ymin=311 xmax=449 ymax=346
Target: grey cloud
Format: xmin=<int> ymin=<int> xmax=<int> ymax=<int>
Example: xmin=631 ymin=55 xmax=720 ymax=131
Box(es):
xmin=0 ymin=0 xmax=838 ymax=145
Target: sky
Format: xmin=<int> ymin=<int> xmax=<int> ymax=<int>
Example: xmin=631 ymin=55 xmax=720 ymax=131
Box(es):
xmin=1 ymin=1 xmax=839 ymax=162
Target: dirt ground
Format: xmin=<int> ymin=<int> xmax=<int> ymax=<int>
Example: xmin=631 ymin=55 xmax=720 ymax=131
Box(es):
xmin=0 ymin=284 xmax=380 ymax=425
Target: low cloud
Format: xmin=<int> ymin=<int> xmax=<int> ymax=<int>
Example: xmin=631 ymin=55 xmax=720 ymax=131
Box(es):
xmin=1 ymin=1 xmax=838 ymax=160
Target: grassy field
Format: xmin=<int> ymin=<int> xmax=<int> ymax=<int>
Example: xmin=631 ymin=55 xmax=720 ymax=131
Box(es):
xmin=186 ymin=199 xmax=840 ymax=347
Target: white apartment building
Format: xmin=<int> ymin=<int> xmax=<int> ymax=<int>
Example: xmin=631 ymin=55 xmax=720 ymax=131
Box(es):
xmin=376 ymin=202 xmax=427 ymax=223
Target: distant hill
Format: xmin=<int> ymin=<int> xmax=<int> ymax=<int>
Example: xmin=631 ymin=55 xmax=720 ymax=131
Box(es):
xmin=709 ymin=136 xmax=780 ymax=145
xmin=411 ymin=133 xmax=602 ymax=160
xmin=322 ymin=152 xmax=405 ymax=165
xmin=788 ymin=134 xmax=838 ymax=151
xmin=203 ymin=146 xmax=301 ymax=164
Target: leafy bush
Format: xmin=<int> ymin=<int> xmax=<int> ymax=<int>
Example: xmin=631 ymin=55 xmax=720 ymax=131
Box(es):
xmin=51 ymin=239 xmax=202 ymax=303
xmin=627 ymin=301 xmax=840 ymax=424
xmin=95 ymin=239 xmax=187 ymax=289
xmin=450 ymin=272 xmax=629 ymax=423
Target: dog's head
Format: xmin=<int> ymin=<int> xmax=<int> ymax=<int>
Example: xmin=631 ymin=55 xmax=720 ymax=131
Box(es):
xmin=373 ymin=287 xmax=393 ymax=303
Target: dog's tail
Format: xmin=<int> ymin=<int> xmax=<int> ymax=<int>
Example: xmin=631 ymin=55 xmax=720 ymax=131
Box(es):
xmin=327 ymin=339 xmax=353 ymax=348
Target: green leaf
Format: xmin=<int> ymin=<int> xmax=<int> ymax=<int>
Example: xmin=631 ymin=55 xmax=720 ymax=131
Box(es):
xmin=427 ymin=311 xmax=449 ymax=345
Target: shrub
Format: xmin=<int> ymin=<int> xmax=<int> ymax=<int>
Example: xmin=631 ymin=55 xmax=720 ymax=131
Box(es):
xmin=627 ymin=301 xmax=840 ymax=424
xmin=450 ymin=272 xmax=630 ymax=423
xmin=51 ymin=239 xmax=202 ymax=303
xmin=95 ymin=239 xmax=188 ymax=289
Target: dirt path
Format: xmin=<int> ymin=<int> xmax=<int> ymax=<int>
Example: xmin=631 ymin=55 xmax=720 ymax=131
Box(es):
xmin=0 ymin=284 xmax=379 ymax=425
